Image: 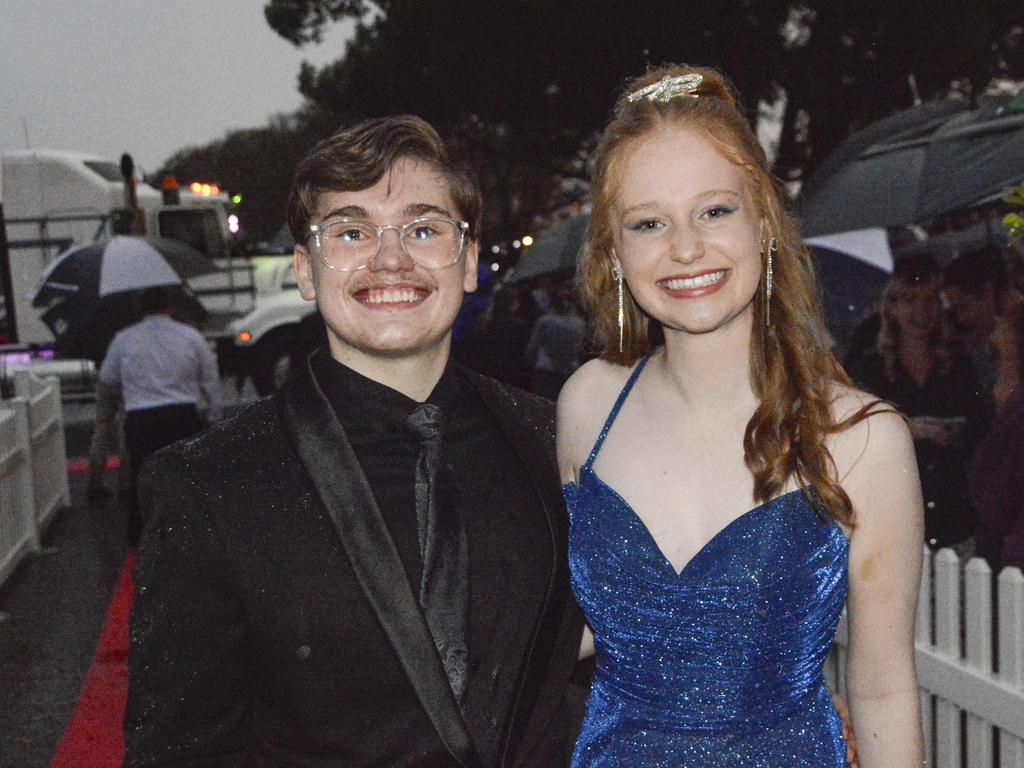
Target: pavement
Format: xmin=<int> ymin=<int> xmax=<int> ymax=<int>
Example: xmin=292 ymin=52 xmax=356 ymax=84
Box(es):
xmin=0 ymin=378 xmax=259 ymax=768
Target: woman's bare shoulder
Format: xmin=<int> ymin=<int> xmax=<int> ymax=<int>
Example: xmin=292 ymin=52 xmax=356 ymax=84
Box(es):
xmin=556 ymin=358 xmax=636 ymax=481
xmin=563 ymin=357 xmax=633 ymax=400
xmin=827 ymin=382 xmax=917 ymax=510
xmin=829 ymin=382 xmax=906 ymax=445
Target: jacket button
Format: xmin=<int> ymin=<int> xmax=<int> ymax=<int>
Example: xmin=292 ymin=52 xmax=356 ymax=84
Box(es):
xmin=296 ymin=645 xmax=311 ymax=660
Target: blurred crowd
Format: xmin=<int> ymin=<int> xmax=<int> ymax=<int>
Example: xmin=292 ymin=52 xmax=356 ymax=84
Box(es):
xmin=843 ymin=245 xmax=1024 ymax=572
xmin=452 ymin=271 xmax=588 ymax=401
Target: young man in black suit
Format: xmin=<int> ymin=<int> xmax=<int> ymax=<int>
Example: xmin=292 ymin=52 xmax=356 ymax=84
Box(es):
xmin=124 ymin=116 xmax=584 ymax=767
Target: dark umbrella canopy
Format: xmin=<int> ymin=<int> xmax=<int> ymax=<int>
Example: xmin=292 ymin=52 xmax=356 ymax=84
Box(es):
xmin=799 ymin=97 xmax=1024 ymax=237
xmin=504 ymin=216 xmax=589 ymax=283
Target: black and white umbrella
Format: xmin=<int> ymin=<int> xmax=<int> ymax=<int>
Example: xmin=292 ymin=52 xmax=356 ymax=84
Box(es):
xmin=31 ymin=235 xmax=219 ymax=310
xmin=29 ymin=236 xmax=220 ymax=361
xmin=806 ymin=228 xmax=893 ymax=355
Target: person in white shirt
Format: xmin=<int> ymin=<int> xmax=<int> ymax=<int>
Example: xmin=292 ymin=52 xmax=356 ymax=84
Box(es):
xmin=99 ymin=286 xmax=222 ymax=540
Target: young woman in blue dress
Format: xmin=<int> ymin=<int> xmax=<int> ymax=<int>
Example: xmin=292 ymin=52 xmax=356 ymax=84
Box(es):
xmin=557 ymin=65 xmax=924 ymax=766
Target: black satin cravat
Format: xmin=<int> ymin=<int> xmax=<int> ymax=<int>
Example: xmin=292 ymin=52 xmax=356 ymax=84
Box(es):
xmin=406 ymin=403 xmax=469 ymax=705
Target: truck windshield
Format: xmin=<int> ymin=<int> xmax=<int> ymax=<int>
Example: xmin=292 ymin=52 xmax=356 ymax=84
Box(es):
xmin=158 ymin=209 xmax=226 ymax=260
xmin=83 ymin=161 xmax=123 ymax=182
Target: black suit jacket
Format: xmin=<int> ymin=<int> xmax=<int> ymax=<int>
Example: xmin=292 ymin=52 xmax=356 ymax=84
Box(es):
xmin=124 ymin=358 xmax=584 ymax=767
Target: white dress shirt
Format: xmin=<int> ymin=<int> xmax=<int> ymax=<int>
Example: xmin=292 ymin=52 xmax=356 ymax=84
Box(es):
xmin=100 ymin=313 xmax=223 ymax=421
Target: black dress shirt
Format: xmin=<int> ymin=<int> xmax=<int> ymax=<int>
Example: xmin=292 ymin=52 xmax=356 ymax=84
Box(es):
xmin=309 ymin=351 xmax=550 ymax=762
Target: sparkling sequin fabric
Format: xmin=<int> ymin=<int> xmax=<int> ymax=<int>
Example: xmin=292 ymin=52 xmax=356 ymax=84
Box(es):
xmin=563 ymin=358 xmax=849 ymax=766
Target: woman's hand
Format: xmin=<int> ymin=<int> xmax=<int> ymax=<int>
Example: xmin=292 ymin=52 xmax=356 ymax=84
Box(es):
xmin=830 ymin=690 xmax=859 ymax=766
xmin=578 ymin=626 xmax=595 ymax=660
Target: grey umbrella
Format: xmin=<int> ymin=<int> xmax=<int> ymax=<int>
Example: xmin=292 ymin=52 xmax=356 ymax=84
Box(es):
xmin=504 ymin=216 xmax=589 ymax=283
xmin=798 ymin=97 xmax=1024 ymax=237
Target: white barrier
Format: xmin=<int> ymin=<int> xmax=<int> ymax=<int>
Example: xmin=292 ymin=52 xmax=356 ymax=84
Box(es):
xmin=0 ymin=371 xmax=70 ymax=589
xmin=13 ymin=370 xmax=71 ymax=532
xmin=826 ymin=547 xmax=1024 ymax=767
xmin=0 ymin=398 xmax=38 ymax=587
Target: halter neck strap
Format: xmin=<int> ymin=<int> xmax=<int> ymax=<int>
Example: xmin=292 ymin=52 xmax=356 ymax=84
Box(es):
xmin=583 ymin=356 xmax=650 ymax=471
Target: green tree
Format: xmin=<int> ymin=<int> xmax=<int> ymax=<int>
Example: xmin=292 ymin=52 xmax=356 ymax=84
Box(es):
xmin=160 ymin=2 xmax=1024 ymax=250
xmin=156 ymin=107 xmax=336 ymax=242
xmin=266 ymin=1 xmax=1022 ymax=232
xmin=267 ymin=0 xmax=791 ymax=248
xmin=773 ymin=1 xmax=1024 ymax=183
xmin=1004 ymin=182 xmax=1024 ymax=246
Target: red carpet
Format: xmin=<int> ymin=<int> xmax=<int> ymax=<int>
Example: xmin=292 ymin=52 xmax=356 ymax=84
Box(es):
xmin=49 ymin=551 xmax=136 ymax=768
xmin=66 ymin=457 xmax=121 ymax=474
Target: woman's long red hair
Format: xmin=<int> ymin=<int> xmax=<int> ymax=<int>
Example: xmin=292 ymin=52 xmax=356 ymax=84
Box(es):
xmin=580 ymin=64 xmax=866 ymax=526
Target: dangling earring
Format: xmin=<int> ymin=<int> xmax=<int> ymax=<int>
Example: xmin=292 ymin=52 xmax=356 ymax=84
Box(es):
xmin=611 ymin=265 xmax=624 ymax=353
xmin=763 ymin=237 xmax=776 ymax=326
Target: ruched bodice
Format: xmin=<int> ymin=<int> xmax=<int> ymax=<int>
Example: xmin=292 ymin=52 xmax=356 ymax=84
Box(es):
xmin=563 ymin=358 xmax=849 ymax=766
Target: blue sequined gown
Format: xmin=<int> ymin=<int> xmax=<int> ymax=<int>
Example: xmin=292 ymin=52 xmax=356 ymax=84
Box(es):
xmin=563 ymin=358 xmax=849 ymax=766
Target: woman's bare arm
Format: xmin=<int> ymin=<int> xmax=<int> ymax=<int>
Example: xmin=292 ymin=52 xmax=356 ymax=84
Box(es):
xmin=837 ymin=404 xmax=924 ymax=767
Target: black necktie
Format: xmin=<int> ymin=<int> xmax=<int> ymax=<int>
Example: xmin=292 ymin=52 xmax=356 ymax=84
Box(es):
xmin=405 ymin=403 xmax=469 ymax=705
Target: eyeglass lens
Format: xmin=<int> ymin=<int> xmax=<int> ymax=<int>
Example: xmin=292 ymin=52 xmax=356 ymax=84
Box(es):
xmin=318 ymin=218 xmax=463 ymax=271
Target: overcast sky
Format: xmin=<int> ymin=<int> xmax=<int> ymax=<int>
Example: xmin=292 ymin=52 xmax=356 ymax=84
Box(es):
xmin=1 ymin=1 xmax=353 ymax=174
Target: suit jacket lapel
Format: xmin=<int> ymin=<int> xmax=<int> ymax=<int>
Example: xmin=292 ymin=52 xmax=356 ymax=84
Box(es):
xmin=280 ymin=356 xmax=480 ymax=767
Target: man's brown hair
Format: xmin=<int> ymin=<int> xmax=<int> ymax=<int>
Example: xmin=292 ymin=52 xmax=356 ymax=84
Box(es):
xmin=286 ymin=115 xmax=482 ymax=245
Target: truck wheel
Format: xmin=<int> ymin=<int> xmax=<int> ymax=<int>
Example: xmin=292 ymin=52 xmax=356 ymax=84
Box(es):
xmin=253 ymin=330 xmax=296 ymax=396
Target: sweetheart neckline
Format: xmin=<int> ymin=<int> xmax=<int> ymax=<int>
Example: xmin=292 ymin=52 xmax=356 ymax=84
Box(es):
xmin=565 ymin=467 xmax=814 ymax=580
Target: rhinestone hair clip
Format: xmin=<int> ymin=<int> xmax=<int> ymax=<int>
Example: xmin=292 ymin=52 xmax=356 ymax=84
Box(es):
xmin=627 ymin=73 xmax=704 ymax=103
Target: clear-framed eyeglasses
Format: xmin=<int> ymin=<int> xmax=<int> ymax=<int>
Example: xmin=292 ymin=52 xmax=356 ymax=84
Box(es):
xmin=308 ymin=217 xmax=470 ymax=272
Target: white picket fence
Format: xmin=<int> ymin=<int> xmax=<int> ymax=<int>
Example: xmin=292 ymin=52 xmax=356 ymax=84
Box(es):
xmin=0 ymin=395 xmax=36 ymax=586
xmin=0 ymin=371 xmax=70 ymax=588
xmin=14 ymin=370 xmax=71 ymax=530
xmin=826 ymin=547 xmax=1024 ymax=767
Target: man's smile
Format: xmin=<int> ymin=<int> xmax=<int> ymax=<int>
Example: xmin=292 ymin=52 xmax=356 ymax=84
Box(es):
xmin=354 ymin=285 xmax=431 ymax=307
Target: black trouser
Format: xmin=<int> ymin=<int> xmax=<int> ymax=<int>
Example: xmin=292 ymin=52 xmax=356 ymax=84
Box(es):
xmin=124 ymin=403 xmax=206 ymax=542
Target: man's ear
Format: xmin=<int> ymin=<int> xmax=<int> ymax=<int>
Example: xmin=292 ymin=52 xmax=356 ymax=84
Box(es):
xmin=462 ymin=240 xmax=479 ymax=294
xmin=294 ymin=246 xmax=317 ymax=302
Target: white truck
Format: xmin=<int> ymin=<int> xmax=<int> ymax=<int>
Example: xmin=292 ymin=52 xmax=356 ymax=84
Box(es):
xmin=220 ymin=259 xmax=320 ymax=395
xmin=0 ymin=149 xmax=293 ymax=373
